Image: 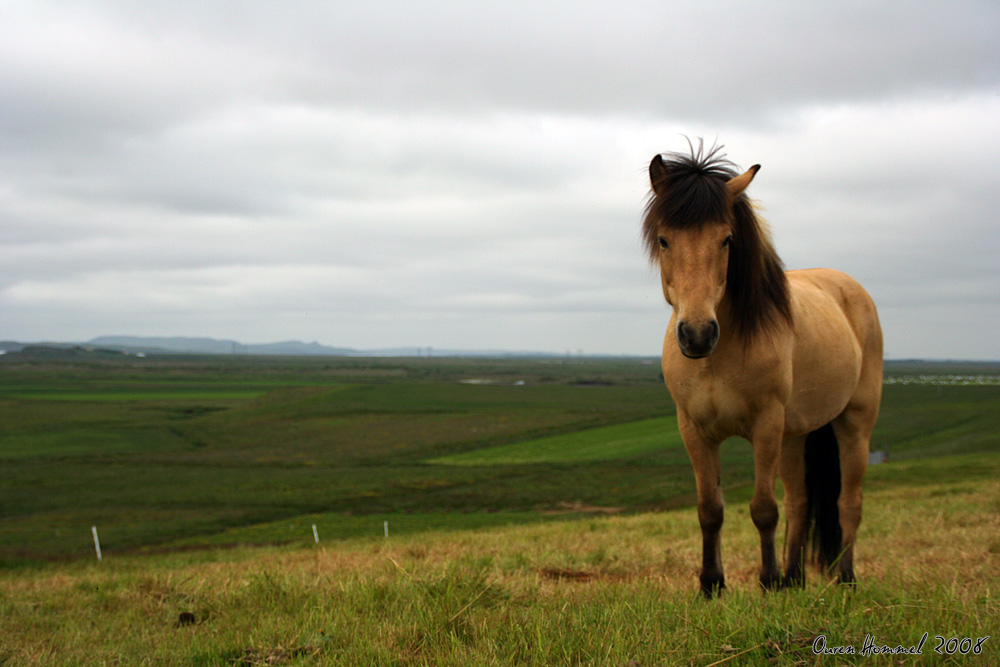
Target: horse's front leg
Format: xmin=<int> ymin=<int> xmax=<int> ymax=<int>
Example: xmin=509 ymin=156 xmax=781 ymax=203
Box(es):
xmin=750 ymin=408 xmax=784 ymax=590
xmin=679 ymin=417 xmax=725 ymax=598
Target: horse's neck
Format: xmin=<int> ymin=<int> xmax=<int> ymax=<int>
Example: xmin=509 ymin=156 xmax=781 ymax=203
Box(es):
xmin=712 ymin=295 xmax=789 ymax=371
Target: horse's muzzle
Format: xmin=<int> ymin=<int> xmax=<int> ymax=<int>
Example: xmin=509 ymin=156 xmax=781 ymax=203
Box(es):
xmin=677 ymin=319 xmax=719 ymax=358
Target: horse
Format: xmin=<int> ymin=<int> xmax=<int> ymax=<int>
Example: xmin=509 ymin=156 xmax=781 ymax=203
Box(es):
xmin=642 ymin=142 xmax=883 ymax=597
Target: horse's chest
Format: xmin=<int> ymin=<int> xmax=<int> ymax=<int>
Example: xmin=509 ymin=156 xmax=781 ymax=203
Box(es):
xmin=670 ymin=375 xmax=755 ymax=439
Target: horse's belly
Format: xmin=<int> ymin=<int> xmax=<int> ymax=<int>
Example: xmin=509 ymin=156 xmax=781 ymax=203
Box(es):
xmin=784 ymin=274 xmax=865 ymax=435
xmin=784 ymin=377 xmax=855 ymax=435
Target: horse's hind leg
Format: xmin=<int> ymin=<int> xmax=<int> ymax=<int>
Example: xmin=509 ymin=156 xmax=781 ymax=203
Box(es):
xmin=831 ymin=280 xmax=882 ymax=584
xmin=831 ymin=402 xmax=878 ymax=584
xmin=778 ymin=434 xmax=809 ymax=587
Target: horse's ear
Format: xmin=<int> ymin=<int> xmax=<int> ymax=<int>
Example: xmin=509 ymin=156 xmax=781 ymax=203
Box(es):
xmin=649 ymin=154 xmax=669 ymax=195
xmin=727 ymin=164 xmax=761 ymax=198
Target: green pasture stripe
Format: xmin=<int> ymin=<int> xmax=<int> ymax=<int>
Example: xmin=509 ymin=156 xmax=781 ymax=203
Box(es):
xmin=428 ymin=416 xmax=681 ymax=465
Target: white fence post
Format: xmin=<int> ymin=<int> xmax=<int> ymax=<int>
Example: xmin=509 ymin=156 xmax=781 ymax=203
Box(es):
xmin=91 ymin=526 xmax=102 ymax=562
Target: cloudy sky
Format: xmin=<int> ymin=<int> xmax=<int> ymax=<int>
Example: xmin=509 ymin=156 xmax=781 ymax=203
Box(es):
xmin=2 ymin=1 xmax=998 ymax=359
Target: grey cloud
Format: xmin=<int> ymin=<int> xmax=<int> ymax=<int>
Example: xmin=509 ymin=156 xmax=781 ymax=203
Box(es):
xmin=1 ymin=1 xmax=998 ymax=358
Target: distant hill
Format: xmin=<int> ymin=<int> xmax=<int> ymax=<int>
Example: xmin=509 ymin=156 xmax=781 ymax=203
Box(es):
xmin=83 ymin=337 xmax=580 ymax=358
xmin=88 ymin=336 xmax=356 ymax=356
xmin=84 ymin=337 xmax=553 ymax=357
xmin=1 ymin=336 xmax=604 ymax=358
xmin=243 ymin=340 xmax=359 ymax=356
xmin=13 ymin=345 xmax=126 ymax=360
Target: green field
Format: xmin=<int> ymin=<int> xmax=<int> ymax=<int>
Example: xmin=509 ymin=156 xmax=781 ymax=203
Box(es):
xmin=428 ymin=416 xmax=683 ymax=465
xmin=1 ymin=354 xmax=999 ymax=664
xmin=1 ymin=355 xmax=999 ymax=565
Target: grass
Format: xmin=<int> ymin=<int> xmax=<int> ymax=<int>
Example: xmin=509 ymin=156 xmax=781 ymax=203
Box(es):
xmin=873 ymin=384 xmax=1000 ymax=459
xmin=427 ymin=416 xmax=683 ymax=465
xmin=1 ymin=354 xmax=998 ymax=663
xmin=1 ymin=452 xmax=997 ymax=665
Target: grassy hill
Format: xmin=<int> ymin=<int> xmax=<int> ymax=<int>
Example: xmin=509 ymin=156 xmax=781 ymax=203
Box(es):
xmin=1 ymin=453 xmax=997 ymax=665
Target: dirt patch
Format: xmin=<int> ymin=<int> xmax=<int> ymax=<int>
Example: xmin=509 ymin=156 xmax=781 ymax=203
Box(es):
xmin=541 ymin=501 xmax=626 ymax=515
xmin=540 ymin=567 xmax=597 ymax=582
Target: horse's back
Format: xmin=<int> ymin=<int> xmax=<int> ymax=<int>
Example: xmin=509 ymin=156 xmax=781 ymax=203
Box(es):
xmin=784 ymin=269 xmax=883 ymax=435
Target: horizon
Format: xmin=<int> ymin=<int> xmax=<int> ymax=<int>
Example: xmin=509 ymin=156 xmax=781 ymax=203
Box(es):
xmin=3 ymin=334 xmax=999 ymax=364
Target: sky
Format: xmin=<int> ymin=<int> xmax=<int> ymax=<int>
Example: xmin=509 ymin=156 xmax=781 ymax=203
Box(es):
xmin=2 ymin=1 xmax=998 ymax=359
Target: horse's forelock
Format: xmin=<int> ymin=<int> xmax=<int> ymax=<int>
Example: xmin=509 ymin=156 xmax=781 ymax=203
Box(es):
xmin=642 ymin=143 xmax=738 ymax=260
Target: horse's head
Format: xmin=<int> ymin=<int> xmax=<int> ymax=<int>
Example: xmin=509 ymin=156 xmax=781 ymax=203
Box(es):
xmin=645 ymin=151 xmax=760 ymax=359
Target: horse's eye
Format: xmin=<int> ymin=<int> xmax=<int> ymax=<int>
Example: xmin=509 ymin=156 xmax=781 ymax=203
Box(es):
xmin=722 ymin=235 xmax=733 ymax=248
xmin=658 ymin=236 xmax=669 ymax=249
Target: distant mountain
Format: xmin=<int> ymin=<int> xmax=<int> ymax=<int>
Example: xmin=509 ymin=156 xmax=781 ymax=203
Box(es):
xmin=12 ymin=345 xmax=125 ymax=360
xmin=240 ymin=340 xmax=357 ymax=356
xmin=3 ymin=336 xmax=639 ymax=359
xmin=90 ymin=336 xmax=234 ymax=354
xmin=88 ymin=336 xmax=355 ymax=356
xmin=82 ymin=337 xmax=569 ymax=358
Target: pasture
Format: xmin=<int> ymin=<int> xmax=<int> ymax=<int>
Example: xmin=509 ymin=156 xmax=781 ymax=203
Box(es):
xmin=1 ymin=354 xmax=998 ymax=664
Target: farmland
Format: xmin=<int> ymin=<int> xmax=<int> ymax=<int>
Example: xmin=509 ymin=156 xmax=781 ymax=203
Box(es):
xmin=1 ymin=354 xmax=999 ymax=664
xmin=1 ymin=354 xmax=998 ymax=565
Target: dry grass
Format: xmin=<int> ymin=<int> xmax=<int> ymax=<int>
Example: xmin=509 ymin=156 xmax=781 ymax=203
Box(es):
xmin=3 ymin=466 xmax=997 ymax=666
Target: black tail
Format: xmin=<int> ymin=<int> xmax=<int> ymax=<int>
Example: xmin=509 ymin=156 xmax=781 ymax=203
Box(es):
xmin=804 ymin=423 xmax=842 ymax=569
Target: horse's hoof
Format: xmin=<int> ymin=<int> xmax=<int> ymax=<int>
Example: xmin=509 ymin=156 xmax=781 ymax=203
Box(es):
xmin=700 ymin=576 xmax=726 ymax=599
xmin=758 ymin=572 xmax=782 ymax=592
xmin=700 ymin=584 xmax=725 ymax=600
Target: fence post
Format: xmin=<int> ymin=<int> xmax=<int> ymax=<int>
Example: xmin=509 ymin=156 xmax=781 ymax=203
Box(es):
xmin=91 ymin=526 xmax=102 ymax=562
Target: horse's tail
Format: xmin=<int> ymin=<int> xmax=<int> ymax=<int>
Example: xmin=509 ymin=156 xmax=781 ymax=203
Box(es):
xmin=804 ymin=422 xmax=843 ymax=569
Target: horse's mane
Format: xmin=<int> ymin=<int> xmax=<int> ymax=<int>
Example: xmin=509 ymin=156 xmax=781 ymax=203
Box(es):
xmin=642 ymin=142 xmax=792 ymax=340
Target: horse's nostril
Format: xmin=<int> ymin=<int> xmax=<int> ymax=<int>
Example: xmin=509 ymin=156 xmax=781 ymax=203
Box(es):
xmin=677 ymin=321 xmax=688 ymax=342
xmin=677 ymin=319 xmax=719 ymax=358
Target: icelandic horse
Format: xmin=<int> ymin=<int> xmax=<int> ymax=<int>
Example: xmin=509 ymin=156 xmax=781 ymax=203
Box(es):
xmin=642 ymin=143 xmax=882 ymax=597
